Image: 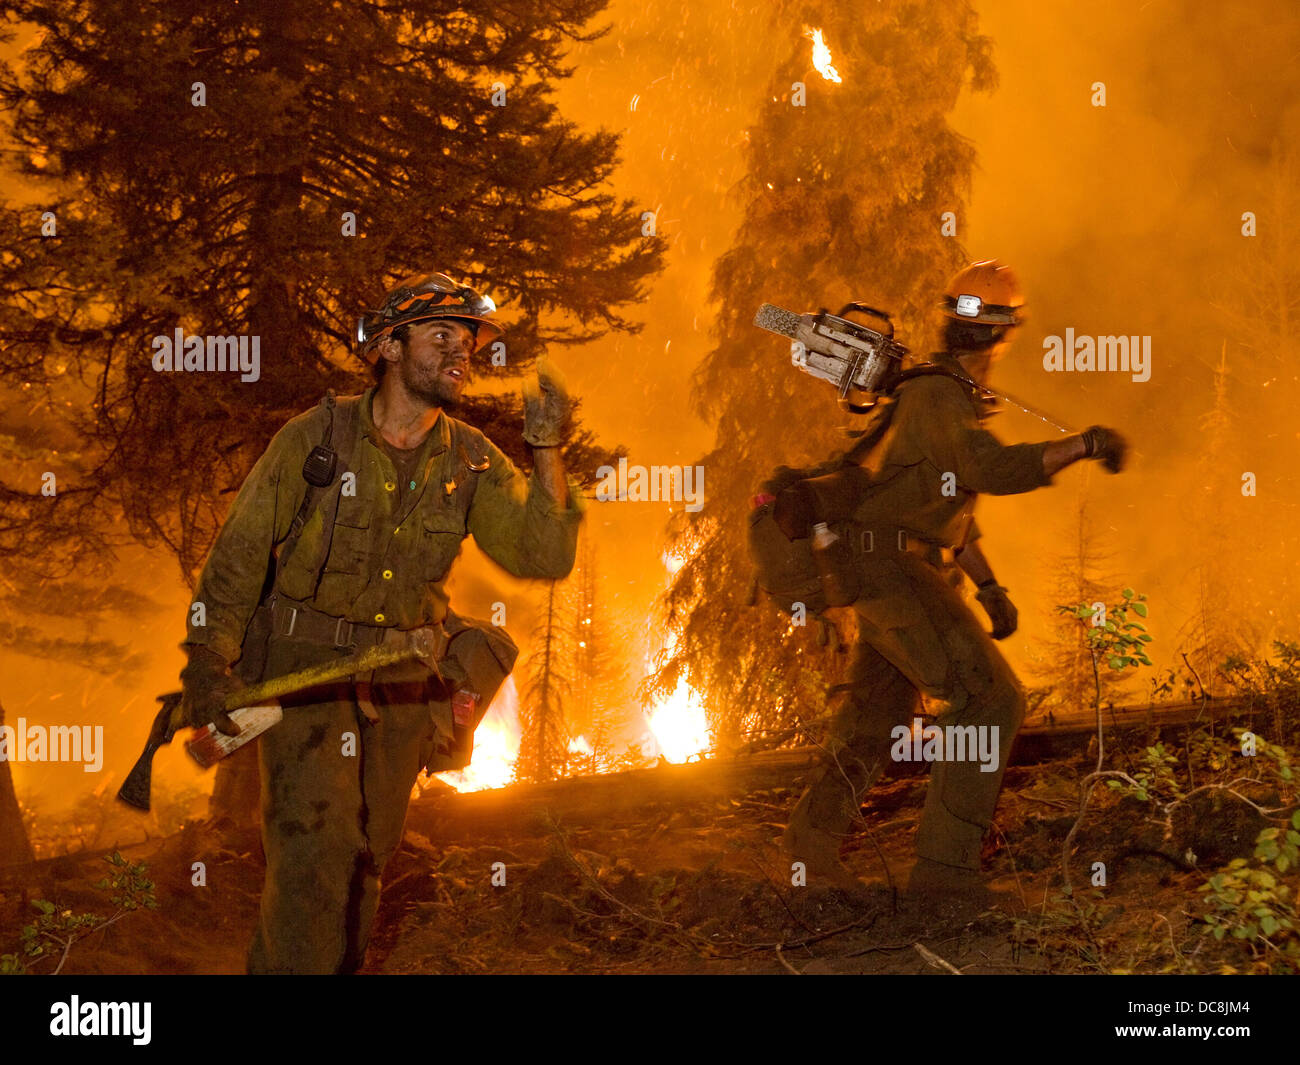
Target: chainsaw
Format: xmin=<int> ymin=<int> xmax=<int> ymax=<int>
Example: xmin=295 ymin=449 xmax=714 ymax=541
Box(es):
xmin=754 ymin=300 xmax=1075 ymax=432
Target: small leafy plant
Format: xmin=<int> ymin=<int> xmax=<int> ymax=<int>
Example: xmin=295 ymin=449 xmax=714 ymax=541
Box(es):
xmin=1056 ymin=589 xmax=1155 ymax=892
xmin=1056 ymin=587 xmax=1152 ymax=677
xmin=1106 ymin=742 xmax=1182 ymax=805
xmin=0 ymin=852 xmax=157 ymax=975
xmin=1199 ymin=810 xmax=1300 ymax=972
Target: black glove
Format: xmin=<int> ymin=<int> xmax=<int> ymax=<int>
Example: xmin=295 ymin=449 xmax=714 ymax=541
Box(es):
xmin=178 ymin=646 xmax=244 ymax=737
xmin=976 ymin=582 xmax=1018 ymax=640
xmin=1080 ymin=425 xmax=1128 ymax=474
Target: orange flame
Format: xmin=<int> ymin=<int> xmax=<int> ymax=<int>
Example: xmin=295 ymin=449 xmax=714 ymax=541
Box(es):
xmin=644 ymin=676 xmax=711 ymax=763
xmin=436 ymin=676 xmax=522 ymax=792
xmin=804 ymin=28 xmax=842 ymax=84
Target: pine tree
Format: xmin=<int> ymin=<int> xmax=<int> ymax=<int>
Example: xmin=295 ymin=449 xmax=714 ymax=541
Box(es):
xmin=0 ymin=0 xmax=663 ymax=578
xmin=564 ymin=535 xmax=627 ymax=772
xmin=517 ymin=581 xmax=572 ymax=783
xmin=1174 ymin=346 xmax=1262 ymax=684
xmin=1216 ymin=141 xmax=1299 ymax=394
xmin=0 ymin=585 xmax=152 ymax=676
xmin=654 ymin=3 xmax=995 ymax=747
xmin=1210 ymin=137 xmax=1300 ymax=646
xmin=0 ymin=396 xmax=157 ymax=672
xmin=1029 ymin=492 xmax=1130 ymax=714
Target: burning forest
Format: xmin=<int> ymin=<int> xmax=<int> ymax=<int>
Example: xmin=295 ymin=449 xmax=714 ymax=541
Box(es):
xmin=0 ymin=0 xmax=1298 ymax=1032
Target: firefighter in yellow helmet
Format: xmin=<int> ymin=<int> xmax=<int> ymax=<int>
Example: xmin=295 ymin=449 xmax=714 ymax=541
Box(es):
xmin=781 ymin=260 xmax=1128 ymax=906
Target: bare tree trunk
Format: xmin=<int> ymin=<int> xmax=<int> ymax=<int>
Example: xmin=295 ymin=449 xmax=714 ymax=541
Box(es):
xmin=0 ymin=699 xmax=35 ymax=864
xmin=206 ymin=2 xmax=304 ymax=830
xmin=537 ymin=582 xmax=556 ymax=782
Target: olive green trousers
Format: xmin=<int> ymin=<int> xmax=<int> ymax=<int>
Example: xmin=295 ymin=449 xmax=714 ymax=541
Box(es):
xmin=246 ymin=635 xmax=449 ymax=974
xmin=801 ymin=550 xmax=1026 ymax=870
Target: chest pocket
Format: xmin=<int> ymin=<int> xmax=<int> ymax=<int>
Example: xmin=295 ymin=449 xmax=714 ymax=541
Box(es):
xmin=420 ymin=509 xmax=466 ymax=582
xmin=324 ymin=493 xmax=372 ymax=575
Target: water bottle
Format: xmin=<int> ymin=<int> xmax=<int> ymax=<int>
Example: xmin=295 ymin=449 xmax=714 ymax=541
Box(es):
xmin=811 ymin=522 xmax=860 ymax=607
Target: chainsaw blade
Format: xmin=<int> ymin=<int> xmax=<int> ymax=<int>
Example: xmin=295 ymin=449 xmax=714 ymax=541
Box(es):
xmin=754 ymin=303 xmax=803 ymax=338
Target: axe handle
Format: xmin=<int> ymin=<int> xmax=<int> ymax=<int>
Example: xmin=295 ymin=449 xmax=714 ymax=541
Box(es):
xmin=223 ymin=635 xmax=432 ymax=710
xmin=117 ymin=631 xmax=434 ymax=811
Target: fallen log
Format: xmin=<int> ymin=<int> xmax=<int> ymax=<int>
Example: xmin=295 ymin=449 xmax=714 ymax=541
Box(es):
xmin=408 ymin=747 xmax=824 ymax=842
xmin=1012 ymin=695 xmax=1266 ymax=761
xmin=1020 ymin=695 xmax=1259 ymax=737
xmin=410 ymin=695 xmax=1267 ymax=840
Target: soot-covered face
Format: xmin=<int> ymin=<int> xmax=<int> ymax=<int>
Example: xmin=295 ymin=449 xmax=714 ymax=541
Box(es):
xmin=396 ymin=318 xmax=476 ymax=409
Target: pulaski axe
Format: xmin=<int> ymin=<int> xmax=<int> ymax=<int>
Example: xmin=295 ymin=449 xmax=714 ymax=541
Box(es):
xmin=116 ymin=632 xmax=436 ymax=811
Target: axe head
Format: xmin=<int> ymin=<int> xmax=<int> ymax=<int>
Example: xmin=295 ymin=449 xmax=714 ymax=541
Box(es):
xmin=117 ymin=744 xmax=159 ymax=811
xmin=116 ymin=690 xmax=185 ymax=811
xmin=184 ymin=704 xmax=283 ymax=768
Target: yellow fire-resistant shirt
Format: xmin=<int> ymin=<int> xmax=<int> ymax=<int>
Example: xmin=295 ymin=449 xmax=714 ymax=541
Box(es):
xmin=854 ymin=352 xmax=1055 ymax=548
xmin=187 ymin=387 xmax=585 ymax=664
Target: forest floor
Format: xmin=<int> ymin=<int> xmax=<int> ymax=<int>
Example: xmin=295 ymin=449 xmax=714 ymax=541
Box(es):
xmin=5 ymin=726 xmax=1291 ymax=976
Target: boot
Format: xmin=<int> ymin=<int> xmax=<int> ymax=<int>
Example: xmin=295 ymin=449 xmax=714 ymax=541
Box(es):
xmin=782 ymin=780 xmax=861 ymax=890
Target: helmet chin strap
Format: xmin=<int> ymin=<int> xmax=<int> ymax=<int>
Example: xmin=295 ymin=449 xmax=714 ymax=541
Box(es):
xmin=954 ymin=348 xmax=994 ymax=378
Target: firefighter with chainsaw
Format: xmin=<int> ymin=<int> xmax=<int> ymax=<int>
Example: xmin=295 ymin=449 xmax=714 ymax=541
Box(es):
xmin=177 ymin=272 xmax=584 ymax=973
xmin=770 ymin=261 xmax=1129 ymax=900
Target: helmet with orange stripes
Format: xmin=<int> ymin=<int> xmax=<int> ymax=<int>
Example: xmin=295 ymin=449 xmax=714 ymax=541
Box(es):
xmin=357 ymin=273 xmax=503 ymax=363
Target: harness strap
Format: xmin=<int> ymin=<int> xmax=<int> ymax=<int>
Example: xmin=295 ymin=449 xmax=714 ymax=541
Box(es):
xmin=274 ymin=392 xmax=340 ymax=591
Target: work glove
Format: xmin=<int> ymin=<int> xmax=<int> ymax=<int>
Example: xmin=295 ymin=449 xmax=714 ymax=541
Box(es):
xmin=1080 ymin=425 xmax=1128 ymax=474
xmin=975 ymin=582 xmax=1018 ymax=640
xmin=178 ymin=646 xmax=244 ymax=737
xmin=522 ymin=357 xmax=572 ymax=448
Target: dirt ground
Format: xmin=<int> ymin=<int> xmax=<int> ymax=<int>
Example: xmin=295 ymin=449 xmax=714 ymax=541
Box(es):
xmin=0 ymin=747 xmax=1286 ymax=975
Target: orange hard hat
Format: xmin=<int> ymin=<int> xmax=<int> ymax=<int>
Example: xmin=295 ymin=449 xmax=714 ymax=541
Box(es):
xmin=939 ymin=260 xmax=1024 ymax=325
xmin=357 ymin=272 xmax=504 ymax=363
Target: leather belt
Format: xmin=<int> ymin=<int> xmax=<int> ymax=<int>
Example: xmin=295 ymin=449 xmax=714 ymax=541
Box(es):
xmin=266 ymin=598 xmax=450 ymax=726
xmin=852 ymin=525 xmax=950 ymax=566
xmin=270 ymin=597 xmax=448 ymax=658
xmin=271 ymin=597 xmax=384 ymax=649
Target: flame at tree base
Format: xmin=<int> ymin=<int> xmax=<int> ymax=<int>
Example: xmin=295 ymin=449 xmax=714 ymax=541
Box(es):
xmin=645 ymin=676 xmax=712 ymax=763
xmin=434 ymin=676 xmax=522 ymax=793
xmin=411 ymin=666 xmax=713 ymax=795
